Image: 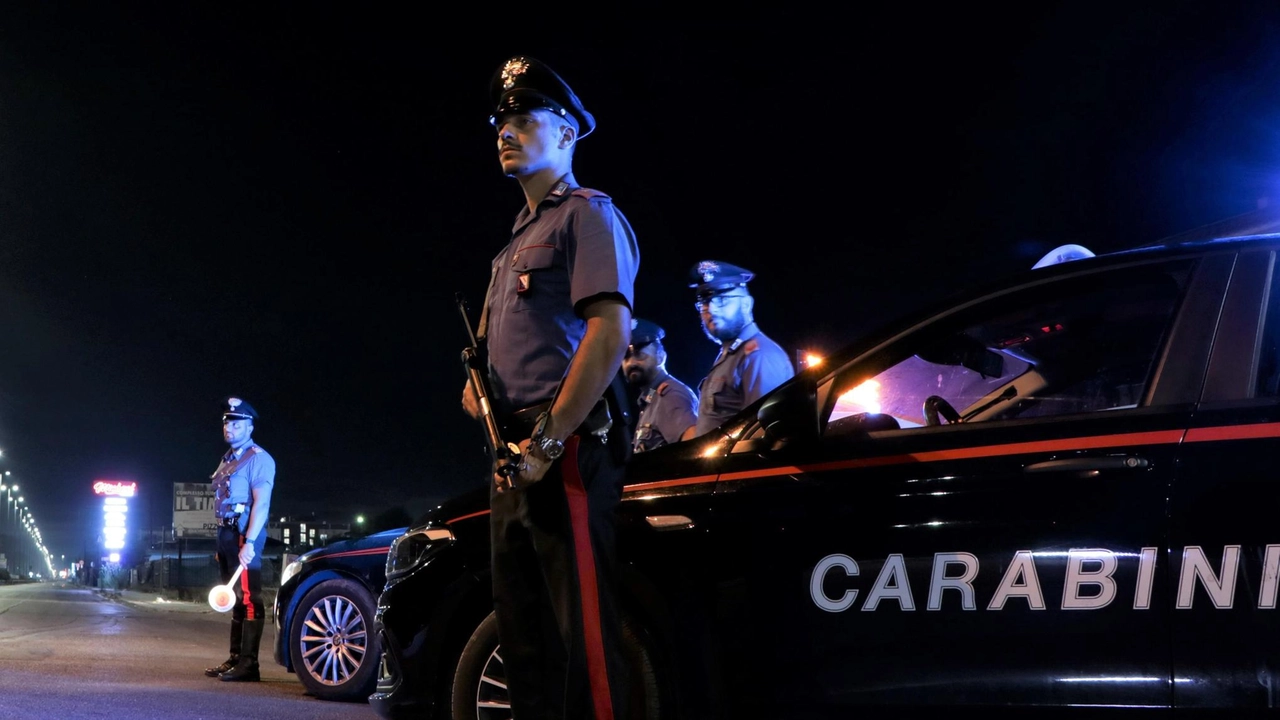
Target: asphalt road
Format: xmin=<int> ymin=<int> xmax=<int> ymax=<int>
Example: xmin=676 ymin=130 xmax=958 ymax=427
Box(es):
xmin=0 ymin=580 xmax=380 ymax=720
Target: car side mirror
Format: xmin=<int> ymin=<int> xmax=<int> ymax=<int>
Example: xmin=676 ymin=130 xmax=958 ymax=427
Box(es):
xmin=756 ymin=375 xmax=819 ymax=448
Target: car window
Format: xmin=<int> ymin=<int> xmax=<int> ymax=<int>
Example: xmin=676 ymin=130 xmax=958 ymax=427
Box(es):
xmin=822 ymin=259 xmax=1195 ymax=436
xmin=1256 ymin=261 xmax=1280 ymax=398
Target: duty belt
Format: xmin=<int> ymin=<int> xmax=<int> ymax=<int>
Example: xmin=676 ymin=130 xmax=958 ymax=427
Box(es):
xmin=499 ymin=401 xmax=552 ymax=438
xmin=498 ymin=399 xmax=613 ymax=443
xmin=218 ymin=503 xmax=247 ymax=528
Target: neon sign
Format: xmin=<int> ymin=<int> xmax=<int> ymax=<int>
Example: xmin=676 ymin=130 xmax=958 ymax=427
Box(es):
xmin=93 ymin=480 xmax=137 ymax=497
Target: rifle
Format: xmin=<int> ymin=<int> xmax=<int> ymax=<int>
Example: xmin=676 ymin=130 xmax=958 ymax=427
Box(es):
xmin=456 ymin=292 xmax=521 ymax=484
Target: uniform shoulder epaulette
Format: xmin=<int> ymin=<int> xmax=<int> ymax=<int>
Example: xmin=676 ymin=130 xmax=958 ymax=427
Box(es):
xmin=657 ymin=381 xmax=671 ymax=396
xmin=570 ymin=187 xmax=610 ymax=200
xmin=743 ymin=339 xmax=759 ymax=355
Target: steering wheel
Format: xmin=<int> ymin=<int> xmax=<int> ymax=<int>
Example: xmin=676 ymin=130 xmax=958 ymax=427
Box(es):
xmin=923 ymin=395 xmax=962 ymax=426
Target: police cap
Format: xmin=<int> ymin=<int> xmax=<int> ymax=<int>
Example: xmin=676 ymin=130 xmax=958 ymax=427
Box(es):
xmin=631 ymin=318 xmax=665 ymax=350
xmin=489 ymin=56 xmax=596 ymax=138
xmin=222 ymin=396 xmax=258 ymax=422
xmin=689 ymin=259 xmax=755 ymax=298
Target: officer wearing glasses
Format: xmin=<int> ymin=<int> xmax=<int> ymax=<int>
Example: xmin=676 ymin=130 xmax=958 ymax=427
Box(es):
xmin=686 ymin=260 xmax=794 ymax=438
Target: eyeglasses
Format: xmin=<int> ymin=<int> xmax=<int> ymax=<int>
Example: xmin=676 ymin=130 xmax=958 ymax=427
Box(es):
xmin=695 ymin=293 xmax=746 ymax=312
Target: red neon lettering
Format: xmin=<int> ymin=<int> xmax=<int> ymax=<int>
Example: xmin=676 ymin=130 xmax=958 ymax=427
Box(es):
xmin=92 ymin=481 xmax=137 ymax=497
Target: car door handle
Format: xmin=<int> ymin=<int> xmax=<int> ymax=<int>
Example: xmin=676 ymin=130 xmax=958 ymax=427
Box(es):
xmin=1024 ymin=456 xmax=1149 ymax=473
xmin=645 ymin=515 xmax=696 ymax=531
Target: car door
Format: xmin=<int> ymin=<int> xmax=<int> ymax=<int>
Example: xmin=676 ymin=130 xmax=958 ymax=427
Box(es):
xmin=1171 ymin=246 xmax=1280 ymax=710
xmin=706 ymin=252 xmax=1231 ymax=717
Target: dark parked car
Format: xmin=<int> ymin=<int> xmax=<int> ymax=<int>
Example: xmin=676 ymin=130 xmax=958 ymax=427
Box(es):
xmin=273 ymin=525 xmax=405 ymax=702
xmin=372 ymin=210 xmax=1280 ymax=718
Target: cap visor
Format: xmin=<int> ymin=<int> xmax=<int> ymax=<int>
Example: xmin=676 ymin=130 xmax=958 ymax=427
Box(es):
xmin=493 ymin=90 xmax=568 ymax=122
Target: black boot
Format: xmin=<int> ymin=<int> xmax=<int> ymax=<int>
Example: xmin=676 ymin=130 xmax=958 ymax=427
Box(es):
xmin=220 ymin=618 xmax=263 ymax=682
xmin=204 ymin=618 xmax=243 ymax=677
xmin=204 ymin=655 xmax=239 ymax=678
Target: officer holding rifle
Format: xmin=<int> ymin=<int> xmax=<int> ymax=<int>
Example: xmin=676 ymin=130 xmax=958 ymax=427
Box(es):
xmin=460 ymin=55 xmax=638 ymax=720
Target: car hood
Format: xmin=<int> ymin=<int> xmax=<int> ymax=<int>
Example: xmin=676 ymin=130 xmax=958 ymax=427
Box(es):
xmin=299 ymin=526 xmax=409 ymax=563
xmin=408 ymin=486 xmax=489 ymax=533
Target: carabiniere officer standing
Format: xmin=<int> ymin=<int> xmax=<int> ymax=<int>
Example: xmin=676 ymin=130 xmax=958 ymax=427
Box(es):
xmin=204 ymin=396 xmax=277 ymax=683
xmin=462 ymin=55 xmax=638 ymax=720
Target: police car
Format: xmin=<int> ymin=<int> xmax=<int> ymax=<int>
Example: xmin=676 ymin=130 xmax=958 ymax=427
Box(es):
xmin=371 ymin=209 xmax=1280 ymax=718
xmin=272 ymin=524 xmax=405 ymax=702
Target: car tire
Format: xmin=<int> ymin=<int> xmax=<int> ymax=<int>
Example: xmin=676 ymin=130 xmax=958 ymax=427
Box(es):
xmin=288 ymin=578 xmax=379 ymax=702
xmin=451 ymin=610 xmax=665 ymax=720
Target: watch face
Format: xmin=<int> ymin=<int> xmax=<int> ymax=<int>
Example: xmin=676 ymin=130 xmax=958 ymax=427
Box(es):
xmin=541 ymin=437 xmax=564 ymax=459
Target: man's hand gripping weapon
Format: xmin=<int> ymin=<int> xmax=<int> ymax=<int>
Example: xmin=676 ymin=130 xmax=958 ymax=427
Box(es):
xmin=456 ymin=293 xmax=521 ymax=488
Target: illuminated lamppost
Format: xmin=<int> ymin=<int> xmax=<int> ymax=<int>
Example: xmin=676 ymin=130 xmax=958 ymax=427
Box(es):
xmin=5 ymin=484 xmax=15 ymax=577
xmin=6 ymin=494 xmax=16 ymax=577
xmin=18 ymin=504 xmax=28 ymax=577
xmin=16 ymin=498 xmax=26 ymax=579
xmin=5 ymin=476 xmax=17 ymax=547
xmin=0 ymin=483 xmax=8 ymax=575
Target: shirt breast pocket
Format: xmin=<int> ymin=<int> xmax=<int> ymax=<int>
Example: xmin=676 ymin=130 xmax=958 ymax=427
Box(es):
xmin=704 ymin=376 xmax=729 ymax=411
xmin=510 ymin=245 xmax=564 ymax=313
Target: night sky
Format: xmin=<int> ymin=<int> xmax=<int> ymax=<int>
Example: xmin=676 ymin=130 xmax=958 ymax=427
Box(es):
xmin=2 ymin=3 xmax=1279 ymax=562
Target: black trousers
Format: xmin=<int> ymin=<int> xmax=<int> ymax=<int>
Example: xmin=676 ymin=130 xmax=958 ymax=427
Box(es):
xmin=216 ymin=525 xmax=264 ymax=623
xmin=490 ymin=433 xmax=629 ymax=720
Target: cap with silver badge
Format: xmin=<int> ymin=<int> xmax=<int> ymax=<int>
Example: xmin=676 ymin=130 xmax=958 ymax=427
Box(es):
xmin=688 ymin=259 xmax=755 ymax=300
xmin=489 ymin=55 xmax=596 ymax=138
xmin=222 ymin=396 xmax=258 ymax=421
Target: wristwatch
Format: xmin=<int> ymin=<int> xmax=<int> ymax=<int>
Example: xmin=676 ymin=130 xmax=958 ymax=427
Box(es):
xmin=531 ymin=412 xmax=565 ymax=461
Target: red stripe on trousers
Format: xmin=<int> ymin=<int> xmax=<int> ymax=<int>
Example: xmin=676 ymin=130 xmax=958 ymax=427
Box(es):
xmin=562 ymin=436 xmax=614 ymax=720
xmin=238 ymin=536 xmax=255 ymax=621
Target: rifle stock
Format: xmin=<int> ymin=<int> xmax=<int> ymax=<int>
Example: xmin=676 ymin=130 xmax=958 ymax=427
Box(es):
xmin=456 ymin=292 xmax=519 ymax=481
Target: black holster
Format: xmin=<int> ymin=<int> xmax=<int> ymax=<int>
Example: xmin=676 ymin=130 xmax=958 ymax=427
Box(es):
xmin=603 ymin=369 xmax=635 ymax=465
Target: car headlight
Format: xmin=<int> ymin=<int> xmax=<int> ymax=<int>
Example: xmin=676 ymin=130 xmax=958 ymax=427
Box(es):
xmin=280 ymin=559 xmax=303 ymax=587
xmin=386 ymin=526 xmax=454 ymax=579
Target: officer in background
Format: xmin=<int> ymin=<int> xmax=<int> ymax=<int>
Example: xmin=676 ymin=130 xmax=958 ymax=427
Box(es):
xmin=625 ymin=318 xmax=697 ymax=452
xmin=461 ymin=55 xmax=638 ymax=719
xmin=685 ymin=260 xmax=795 ymax=438
xmin=204 ymin=396 xmax=277 ymax=683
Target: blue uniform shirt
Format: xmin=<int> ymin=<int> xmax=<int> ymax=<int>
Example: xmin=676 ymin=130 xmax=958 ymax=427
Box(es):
xmin=211 ymin=442 xmax=276 ymax=528
xmin=482 ymin=178 xmax=640 ymax=410
xmin=694 ymin=322 xmax=794 ymax=436
xmin=633 ymin=371 xmax=698 ymax=453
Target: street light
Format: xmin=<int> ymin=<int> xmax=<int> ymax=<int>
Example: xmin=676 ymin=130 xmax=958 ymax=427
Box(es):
xmin=0 ymin=484 xmax=7 ymax=574
xmin=14 ymin=497 xmax=24 ymax=575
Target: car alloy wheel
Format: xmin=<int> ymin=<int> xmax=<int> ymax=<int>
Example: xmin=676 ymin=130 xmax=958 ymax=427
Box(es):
xmin=451 ymin=610 xmax=665 ymax=720
xmin=289 ymin=578 xmax=380 ymax=701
